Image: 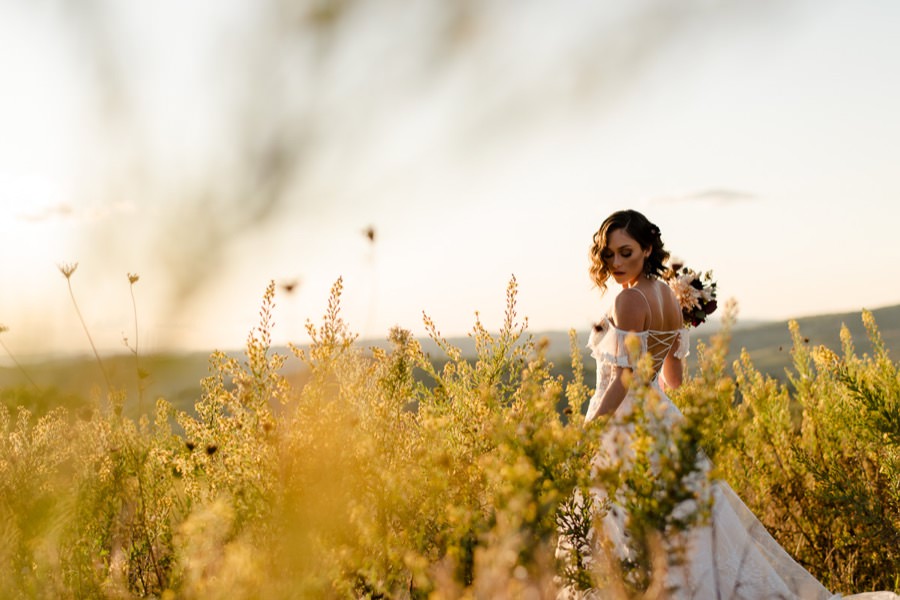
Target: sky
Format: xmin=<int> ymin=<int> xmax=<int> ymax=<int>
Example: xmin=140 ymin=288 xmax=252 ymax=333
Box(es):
xmin=1 ymin=0 xmax=899 ymax=359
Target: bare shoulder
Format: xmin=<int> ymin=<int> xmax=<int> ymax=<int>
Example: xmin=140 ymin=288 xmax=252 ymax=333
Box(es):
xmin=655 ymin=277 xmax=677 ymax=300
xmin=613 ymin=288 xmax=650 ymax=331
xmin=653 ymin=279 xmax=683 ymax=327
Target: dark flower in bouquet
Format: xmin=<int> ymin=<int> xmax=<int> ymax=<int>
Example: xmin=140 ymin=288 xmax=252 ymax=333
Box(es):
xmin=664 ymin=261 xmax=718 ymax=328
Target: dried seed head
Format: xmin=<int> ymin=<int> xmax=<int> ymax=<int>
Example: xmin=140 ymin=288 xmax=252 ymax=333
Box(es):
xmin=0 ymin=324 xmax=8 ymax=334
xmin=186 ymin=441 xmax=196 ymax=452
xmin=280 ymin=279 xmax=300 ymax=294
xmin=205 ymin=444 xmax=218 ymax=456
xmin=127 ymin=273 xmax=140 ymax=284
xmin=58 ymin=262 xmax=78 ymax=279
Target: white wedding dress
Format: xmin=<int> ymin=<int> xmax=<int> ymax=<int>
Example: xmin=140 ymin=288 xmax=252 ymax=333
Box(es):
xmin=558 ymin=316 xmax=898 ymax=600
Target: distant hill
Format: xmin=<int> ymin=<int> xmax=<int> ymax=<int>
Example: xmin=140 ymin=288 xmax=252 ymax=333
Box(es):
xmin=0 ymin=351 xmax=222 ymax=417
xmin=400 ymin=304 xmax=900 ymax=387
xmin=481 ymin=304 xmax=900 ymax=381
xmin=2 ymin=304 xmax=898 ymax=416
xmin=691 ymin=303 xmax=900 ymax=378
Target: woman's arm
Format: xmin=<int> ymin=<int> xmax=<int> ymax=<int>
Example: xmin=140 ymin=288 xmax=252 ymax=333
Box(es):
xmin=594 ymin=289 xmax=648 ymax=417
xmin=594 ymin=366 xmax=630 ymax=416
xmin=659 ymin=346 xmax=684 ymax=391
xmin=659 ymin=286 xmax=686 ymax=391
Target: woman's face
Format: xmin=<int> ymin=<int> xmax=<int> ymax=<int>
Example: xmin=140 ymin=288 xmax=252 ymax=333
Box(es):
xmin=601 ymin=228 xmax=650 ymax=286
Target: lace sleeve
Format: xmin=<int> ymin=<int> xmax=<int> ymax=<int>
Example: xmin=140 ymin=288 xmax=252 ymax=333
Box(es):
xmin=587 ymin=319 xmax=649 ymax=368
xmin=609 ymin=329 xmax=650 ymax=367
xmin=586 ymin=319 xmax=609 ymax=361
xmin=673 ymin=328 xmax=690 ymax=359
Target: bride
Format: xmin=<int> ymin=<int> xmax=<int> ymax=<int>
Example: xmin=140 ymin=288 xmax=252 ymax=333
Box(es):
xmin=558 ymin=209 xmax=897 ymax=600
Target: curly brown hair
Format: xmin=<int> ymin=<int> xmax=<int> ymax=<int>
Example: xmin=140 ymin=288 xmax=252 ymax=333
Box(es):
xmin=589 ymin=209 xmax=670 ymax=293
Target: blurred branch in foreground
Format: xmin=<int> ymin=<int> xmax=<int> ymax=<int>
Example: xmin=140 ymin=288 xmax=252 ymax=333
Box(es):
xmin=32 ymin=0 xmax=797 ymax=344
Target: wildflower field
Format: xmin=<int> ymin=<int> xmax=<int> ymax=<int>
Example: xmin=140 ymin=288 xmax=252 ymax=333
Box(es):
xmin=0 ymin=276 xmax=898 ymax=599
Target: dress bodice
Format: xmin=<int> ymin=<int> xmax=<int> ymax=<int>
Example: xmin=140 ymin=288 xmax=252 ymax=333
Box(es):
xmin=584 ymin=316 xmax=689 ymax=423
xmin=587 ymin=316 xmax=689 ymax=372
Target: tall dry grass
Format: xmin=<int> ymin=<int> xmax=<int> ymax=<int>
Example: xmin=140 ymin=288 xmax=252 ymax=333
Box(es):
xmin=0 ymin=276 xmax=896 ymax=598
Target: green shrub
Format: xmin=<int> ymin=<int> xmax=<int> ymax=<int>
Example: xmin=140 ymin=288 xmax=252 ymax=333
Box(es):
xmin=672 ymin=307 xmax=900 ymax=594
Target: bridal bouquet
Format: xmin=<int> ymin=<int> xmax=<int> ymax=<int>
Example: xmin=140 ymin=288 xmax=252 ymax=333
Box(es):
xmin=664 ymin=261 xmax=718 ymax=328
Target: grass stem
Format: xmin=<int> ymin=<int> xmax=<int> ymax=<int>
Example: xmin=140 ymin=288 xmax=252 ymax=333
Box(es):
xmin=128 ymin=273 xmax=145 ymax=414
xmin=60 ymin=263 xmax=111 ymax=392
xmin=0 ymin=329 xmax=40 ymax=392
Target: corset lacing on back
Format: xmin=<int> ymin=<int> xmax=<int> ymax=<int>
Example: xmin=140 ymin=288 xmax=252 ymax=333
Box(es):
xmin=587 ymin=317 xmax=689 ymax=378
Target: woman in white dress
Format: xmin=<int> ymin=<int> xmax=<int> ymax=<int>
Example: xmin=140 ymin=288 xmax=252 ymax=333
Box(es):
xmin=561 ymin=209 xmax=897 ymax=600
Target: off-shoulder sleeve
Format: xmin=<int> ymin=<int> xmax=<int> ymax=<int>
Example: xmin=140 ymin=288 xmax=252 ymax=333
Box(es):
xmin=586 ymin=318 xmax=609 ymax=361
xmin=587 ymin=320 xmax=648 ymax=368
xmin=607 ymin=329 xmax=650 ymax=367
xmin=673 ymin=328 xmax=690 ymax=359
